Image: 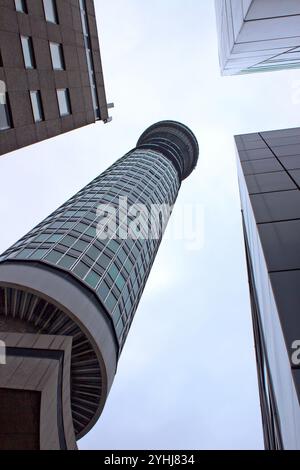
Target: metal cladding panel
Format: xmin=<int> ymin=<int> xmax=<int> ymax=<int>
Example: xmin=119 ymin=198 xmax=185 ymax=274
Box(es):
xmin=215 ymin=0 xmax=300 ymax=75
xmin=236 ymin=128 xmax=300 ymax=449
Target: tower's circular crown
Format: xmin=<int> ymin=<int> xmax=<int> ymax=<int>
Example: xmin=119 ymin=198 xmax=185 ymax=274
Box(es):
xmin=137 ymin=120 xmax=199 ymax=180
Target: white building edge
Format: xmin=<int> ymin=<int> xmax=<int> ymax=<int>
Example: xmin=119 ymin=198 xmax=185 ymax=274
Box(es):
xmin=215 ymin=0 xmax=300 ymax=75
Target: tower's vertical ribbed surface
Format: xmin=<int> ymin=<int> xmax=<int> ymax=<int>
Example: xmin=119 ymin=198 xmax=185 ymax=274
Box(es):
xmin=0 ymin=121 xmax=199 ymax=448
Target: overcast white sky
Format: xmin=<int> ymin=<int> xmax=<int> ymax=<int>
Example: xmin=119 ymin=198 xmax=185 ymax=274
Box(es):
xmin=1 ymin=0 xmax=300 ymax=450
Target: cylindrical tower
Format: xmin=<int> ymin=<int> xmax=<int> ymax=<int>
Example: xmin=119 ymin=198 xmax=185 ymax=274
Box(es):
xmin=0 ymin=121 xmax=199 ymax=449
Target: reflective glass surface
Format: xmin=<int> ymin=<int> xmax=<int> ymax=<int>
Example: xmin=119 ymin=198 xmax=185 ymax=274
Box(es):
xmin=0 ymin=148 xmax=180 ymax=347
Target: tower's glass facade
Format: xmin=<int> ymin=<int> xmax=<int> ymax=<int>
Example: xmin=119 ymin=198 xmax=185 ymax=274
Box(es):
xmin=0 ymin=148 xmax=180 ymax=346
xmin=0 ymin=120 xmax=199 ymax=441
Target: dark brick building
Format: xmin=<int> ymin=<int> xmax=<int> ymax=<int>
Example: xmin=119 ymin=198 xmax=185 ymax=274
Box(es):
xmin=0 ymin=0 xmax=110 ymax=156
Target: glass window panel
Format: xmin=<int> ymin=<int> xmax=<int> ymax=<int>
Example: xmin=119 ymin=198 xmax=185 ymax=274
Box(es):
xmin=85 ymin=271 xmax=101 ymax=288
xmin=112 ymin=304 xmax=121 ymax=325
xmin=108 ymin=263 xmax=119 ymax=281
xmin=45 ymin=250 xmax=62 ymax=263
xmin=58 ymin=255 xmax=75 ymax=269
xmin=50 ymin=222 xmax=63 ymax=229
xmin=132 ymin=281 xmax=139 ymax=296
xmin=56 ymin=88 xmax=71 ymax=117
xmin=125 ymin=297 xmax=132 ymax=315
xmin=15 ymin=249 xmax=32 ymax=259
xmin=115 ymin=273 xmax=126 ymax=291
xmin=73 ymin=239 xmax=89 ymax=252
xmin=74 ymin=222 xmax=87 ymax=233
xmin=86 ymin=226 xmax=96 ymax=237
xmin=86 ymin=246 xmax=101 ymax=261
xmin=0 ymin=95 xmax=12 ymax=131
xmin=30 ymin=91 xmax=44 ymax=123
xmin=123 ymin=283 xmax=130 ymax=298
xmin=97 ymin=281 xmax=109 ymax=300
xmin=35 ymin=233 xmax=49 ymax=242
xmin=124 ymin=258 xmax=133 ymax=273
xmin=50 ymin=42 xmax=65 ymax=70
xmin=116 ymin=319 xmax=124 ymax=337
xmin=15 ymin=0 xmax=27 ymax=13
xmin=65 ymin=210 xmax=77 ymax=216
xmin=107 ymin=239 xmax=120 ymax=253
xmin=97 ymin=254 xmax=110 ymax=269
xmin=30 ymin=249 xmax=48 ymax=259
xmin=61 ymin=235 xmax=76 ymax=247
xmin=117 ymin=248 xmax=127 ymax=264
xmin=105 ymin=292 xmax=117 ymax=312
xmin=21 ymin=36 xmax=35 ymax=69
xmin=48 ymin=234 xmax=63 ymax=243
xmin=84 ymin=212 xmax=95 ymax=221
xmin=62 ymin=222 xmax=76 ymax=229
xmin=43 ymin=0 xmax=58 ymax=23
xmin=73 ymin=262 xmax=90 ymax=279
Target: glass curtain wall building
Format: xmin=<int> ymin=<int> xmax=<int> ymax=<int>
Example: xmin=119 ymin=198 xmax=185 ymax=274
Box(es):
xmin=215 ymin=0 xmax=300 ymax=75
xmin=0 ymin=120 xmax=199 ymax=450
xmin=236 ymin=127 xmax=300 ymax=450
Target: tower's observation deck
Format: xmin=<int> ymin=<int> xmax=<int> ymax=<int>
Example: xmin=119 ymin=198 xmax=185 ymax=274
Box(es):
xmin=137 ymin=120 xmax=199 ymax=180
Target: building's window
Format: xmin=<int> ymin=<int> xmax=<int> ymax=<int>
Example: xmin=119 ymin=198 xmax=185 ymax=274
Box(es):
xmin=87 ymin=246 xmax=101 ymax=261
xmin=73 ymin=239 xmax=89 ymax=252
xmin=107 ymin=239 xmax=120 ymax=253
xmin=58 ymin=255 xmax=75 ymax=269
xmin=56 ymin=89 xmax=71 ymax=117
xmin=45 ymin=250 xmax=62 ymax=264
xmin=48 ymin=234 xmax=63 ymax=243
xmin=21 ymin=36 xmax=36 ymax=69
xmin=15 ymin=0 xmax=27 ymax=13
xmin=97 ymin=281 xmax=109 ymax=299
xmin=61 ymin=235 xmax=77 ymax=247
xmin=112 ymin=304 xmax=121 ymax=325
xmin=97 ymin=253 xmax=110 ymax=270
xmin=43 ymin=0 xmax=58 ymax=24
xmin=15 ymin=249 xmax=33 ymax=259
xmin=85 ymin=271 xmax=101 ymax=288
xmin=35 ymin=234 xmax=49 ymax=242
xmin=73 ymin=261 xmax=90 ymax=279
xmin=0 ymin=94 xmax=13 ymax=131
xmin=105 ymin=292 xmax=117 ymax=312
xmin=30 ymin=249 xmax=48 ymax=260
xmin=74 ymin=223 xmax=88 ymax=234
xmin=115 ymin=273 xmax=126 ymax=291
xmin=108 ymin=263 xmax=119 ymax=282
xmin=49 ymin=42 xmax=65 ymax=70
xmin=62 ymin=221 xmax=76 ymax=229
xmin=30 ymin=91 xmax=44 ymax=123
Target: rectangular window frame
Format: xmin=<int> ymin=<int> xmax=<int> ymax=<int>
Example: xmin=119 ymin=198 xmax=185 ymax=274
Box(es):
xmin=20 ymin=35 xmax=36 ymax=69
xmin=30 ymin=90 xmax=44 ymax=123
xmin=56 ymin=88 xmax=72 ymax=117
xmin=42 ymin=0 xmax=59 ymax=24
xmin=15 ymin=0 xmax=28 ymax=13
xmin=49 ymin=42 xmax=65 ymax=71
xmin=0 ymin=93 xmax=13 ymax=131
